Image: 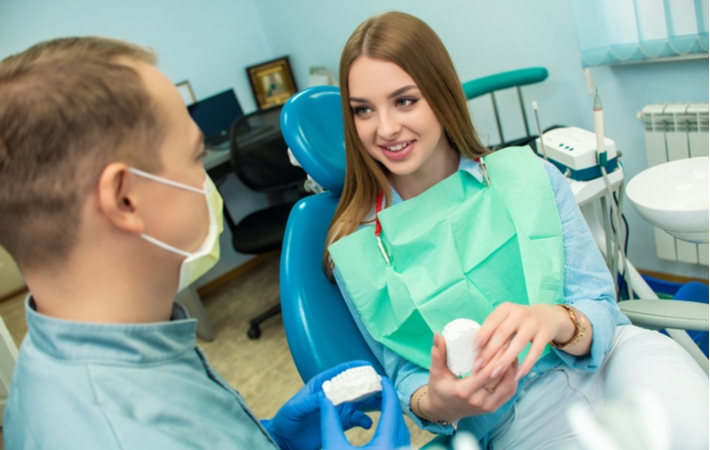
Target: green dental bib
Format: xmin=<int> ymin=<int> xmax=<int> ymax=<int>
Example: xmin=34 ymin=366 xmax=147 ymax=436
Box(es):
xmin=329 ymin=147 xmax=564 ymax=370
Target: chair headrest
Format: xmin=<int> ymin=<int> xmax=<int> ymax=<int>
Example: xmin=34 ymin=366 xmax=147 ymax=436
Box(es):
xmin=280 ymin=86 xmax=346 ymax=195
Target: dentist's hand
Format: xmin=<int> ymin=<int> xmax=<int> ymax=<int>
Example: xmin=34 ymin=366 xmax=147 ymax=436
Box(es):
xmin=417 ymin=334 xmax=518 ymax=423
xmin=262 ymin=360 xmax=374 ymax=450
xmin=320 ymin=377 xmax=411 ymax=450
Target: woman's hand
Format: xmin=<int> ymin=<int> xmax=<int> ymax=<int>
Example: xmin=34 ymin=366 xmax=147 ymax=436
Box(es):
xmin=414 ymin=334 xmax=518 ymax=423
xmin=472 ymin=303 xmax=581 ymax=382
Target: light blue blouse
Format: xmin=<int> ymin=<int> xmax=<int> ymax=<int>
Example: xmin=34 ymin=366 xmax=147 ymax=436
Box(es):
xmin=334 ymin=156 xmax=631 ymax=444
xmin=4 ymin=298 xmax=279 ymax=450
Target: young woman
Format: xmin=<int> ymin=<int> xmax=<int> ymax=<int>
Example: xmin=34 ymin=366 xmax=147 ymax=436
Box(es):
xmin=324 ymin=11 xmax=708 ymax=449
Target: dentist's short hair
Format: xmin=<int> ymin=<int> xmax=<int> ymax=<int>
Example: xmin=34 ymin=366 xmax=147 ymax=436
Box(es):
xmin=0 ymin=37 xmax=165 ymax=269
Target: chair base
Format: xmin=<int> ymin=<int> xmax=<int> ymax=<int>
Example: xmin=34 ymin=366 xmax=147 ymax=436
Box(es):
xmin=247 ymin=303 xmax=282 ymax=339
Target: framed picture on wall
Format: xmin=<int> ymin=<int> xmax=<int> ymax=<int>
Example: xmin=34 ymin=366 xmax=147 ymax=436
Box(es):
xmin=246 ymin=56 xmax=297 ymax=110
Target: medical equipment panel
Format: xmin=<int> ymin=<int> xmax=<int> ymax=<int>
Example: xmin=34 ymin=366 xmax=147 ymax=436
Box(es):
xmin=538 ymin=127 xmax=618 ymax=181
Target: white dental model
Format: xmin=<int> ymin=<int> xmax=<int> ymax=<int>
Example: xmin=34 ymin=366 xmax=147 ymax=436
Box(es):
xmin=322 ymin=365 xmax=382 ymax=406
xmin=442 ymin=318 xmax=481 ymax=376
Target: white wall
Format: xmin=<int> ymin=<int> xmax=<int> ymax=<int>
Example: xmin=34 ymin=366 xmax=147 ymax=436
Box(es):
xmin=0 ymin=0 xmax=277 ymax=285
xmin=253 ymin=0 xmax=709 ymax=279
xmin=1 ymin=0 xmax=707 ymax=281
xmin=0 ymin=0 xmax=273 ymax=112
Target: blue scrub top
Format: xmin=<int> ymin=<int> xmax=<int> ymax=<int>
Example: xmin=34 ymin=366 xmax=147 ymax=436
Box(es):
xmin=4 ymin=297 xmax=279 ymax=450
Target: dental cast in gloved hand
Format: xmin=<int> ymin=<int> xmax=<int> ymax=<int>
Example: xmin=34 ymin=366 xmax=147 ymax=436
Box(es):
xmin=262 ymin=360 xmax=391 ymax=450
xmin=319 ymin=377 xmax=411 ymax=450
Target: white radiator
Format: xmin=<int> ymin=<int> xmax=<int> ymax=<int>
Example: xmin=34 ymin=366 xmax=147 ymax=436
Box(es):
xmin=641 ymin=103 xmax=709 ymax=266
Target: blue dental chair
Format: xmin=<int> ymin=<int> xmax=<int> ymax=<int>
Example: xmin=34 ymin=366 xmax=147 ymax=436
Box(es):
xmin=279 ymin=86 xmax=449 ymax=449
xmin=279 ymin=86 xmax=384 ymax=381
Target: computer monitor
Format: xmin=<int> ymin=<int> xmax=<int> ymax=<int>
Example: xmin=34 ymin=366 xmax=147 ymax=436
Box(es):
xmin=188 ymin=89 xmax=244 ymax=146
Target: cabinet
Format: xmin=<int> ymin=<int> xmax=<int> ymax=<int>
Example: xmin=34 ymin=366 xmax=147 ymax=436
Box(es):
xmin=0 ymin=247 xmax=24 ymax=299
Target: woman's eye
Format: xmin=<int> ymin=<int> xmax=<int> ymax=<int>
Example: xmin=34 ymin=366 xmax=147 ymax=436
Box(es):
xmin=396 ymin=97 xmax=418 ymax=107
xmin=352 ymin=106 xmax=372 ymax=116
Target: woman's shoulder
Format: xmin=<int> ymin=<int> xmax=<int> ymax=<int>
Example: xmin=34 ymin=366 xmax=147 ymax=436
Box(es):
xmin=536 ymin=157 xmax=570 ymax=197
xmin=359 ymin=206 xmax=377 ymax=230
xmin=486 ymin=147 xmax=566 ymax=193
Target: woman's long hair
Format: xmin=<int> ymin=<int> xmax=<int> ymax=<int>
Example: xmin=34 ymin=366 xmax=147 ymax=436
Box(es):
xmin=323 ymin=11 xmax=488 ymax=277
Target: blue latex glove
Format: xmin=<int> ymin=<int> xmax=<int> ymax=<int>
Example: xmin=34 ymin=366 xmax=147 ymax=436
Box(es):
xmin=262 ymin=360 xmax=374 ymax=450
xmin=320 ymin=377 xmax=411 ymax=450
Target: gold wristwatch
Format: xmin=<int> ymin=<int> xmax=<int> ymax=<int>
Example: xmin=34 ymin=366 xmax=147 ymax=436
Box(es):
xmin=550 ymin=304 xmax=587 ymax=350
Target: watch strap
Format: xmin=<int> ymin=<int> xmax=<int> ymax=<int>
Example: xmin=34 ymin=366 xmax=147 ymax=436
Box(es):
xmin=550 ymin=304 xmax=586 ymax=350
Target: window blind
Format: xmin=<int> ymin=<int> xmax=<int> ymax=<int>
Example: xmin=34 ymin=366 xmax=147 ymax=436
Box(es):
xmin=570 ymin=0 xmax=708 ymax=66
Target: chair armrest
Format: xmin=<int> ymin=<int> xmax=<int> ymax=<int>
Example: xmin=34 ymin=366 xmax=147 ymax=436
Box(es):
xmin=618 ymin=299 xmax=709 ymax=331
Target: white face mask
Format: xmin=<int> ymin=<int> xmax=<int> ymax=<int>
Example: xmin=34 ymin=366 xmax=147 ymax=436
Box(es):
xmin=129 ymin=168 xmax=224 ymax=293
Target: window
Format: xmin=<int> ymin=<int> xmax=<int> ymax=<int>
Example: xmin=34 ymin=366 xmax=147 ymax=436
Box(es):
xmin=570 ymin=0 xmax=708 ymax=66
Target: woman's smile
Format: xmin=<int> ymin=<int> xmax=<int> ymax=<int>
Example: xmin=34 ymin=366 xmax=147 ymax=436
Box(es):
xmin=378 ymin=140 xmax=416 ymax=161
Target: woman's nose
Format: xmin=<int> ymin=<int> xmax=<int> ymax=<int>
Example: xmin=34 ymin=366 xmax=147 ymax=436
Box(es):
xmin=377 ymin=111 xmax=401 ymax=140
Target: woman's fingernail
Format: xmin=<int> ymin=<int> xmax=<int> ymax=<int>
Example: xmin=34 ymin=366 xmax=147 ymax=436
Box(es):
xmin=515 ymin=371 xmax=524 ymax=381
xmin=472 ymin=357 xmax=483 ymax=373
xmin=472 ymin=339 xmax=481 ymax=352
xmin=433 ymin=333 xmax=439 ymax=348
xmin=490 ymin=364 xmax=503 ymax=379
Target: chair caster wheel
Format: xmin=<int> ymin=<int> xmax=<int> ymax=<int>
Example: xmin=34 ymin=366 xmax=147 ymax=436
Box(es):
xmin=247 ymin=326 xmax=261 ymax=340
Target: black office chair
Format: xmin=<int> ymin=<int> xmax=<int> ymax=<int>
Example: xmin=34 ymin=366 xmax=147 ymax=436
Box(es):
xmin=226 ymin=105 xmax=307 ymax=339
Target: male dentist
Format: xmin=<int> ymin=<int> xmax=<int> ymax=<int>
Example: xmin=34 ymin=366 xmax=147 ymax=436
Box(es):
xmin=0 ymin=36 xmax=409 ymax=450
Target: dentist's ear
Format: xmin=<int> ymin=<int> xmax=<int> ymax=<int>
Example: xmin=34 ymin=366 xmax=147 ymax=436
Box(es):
xmin=97 ymin=162 xmax=145 ymax=234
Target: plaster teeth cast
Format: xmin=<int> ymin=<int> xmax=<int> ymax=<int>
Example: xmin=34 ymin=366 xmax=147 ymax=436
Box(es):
xmin=442 ymin=318 xmax=481 ymax=376
xmin=322 ymin=365 xmax=382 ymax=406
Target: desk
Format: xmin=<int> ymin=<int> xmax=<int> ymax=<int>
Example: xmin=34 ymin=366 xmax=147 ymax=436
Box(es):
xmin=175 ymin=286 xmax=214 ymax=341
xmin=204 ymin=147 xmax=232 ymax=180
xmin=203 ymin=123 xmax=283 ymax=181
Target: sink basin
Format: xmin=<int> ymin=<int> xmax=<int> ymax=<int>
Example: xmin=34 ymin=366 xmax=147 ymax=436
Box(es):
xmin=626 ymin=156 xmax=708 ymax=243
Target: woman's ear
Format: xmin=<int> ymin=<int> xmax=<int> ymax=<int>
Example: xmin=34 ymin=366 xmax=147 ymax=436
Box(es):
xmin=97 ymin=162 xmax=145 ymax=234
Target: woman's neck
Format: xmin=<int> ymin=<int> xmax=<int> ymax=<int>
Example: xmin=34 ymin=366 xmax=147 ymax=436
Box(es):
xmin=389 ymin=146 xmax=460 ymax=201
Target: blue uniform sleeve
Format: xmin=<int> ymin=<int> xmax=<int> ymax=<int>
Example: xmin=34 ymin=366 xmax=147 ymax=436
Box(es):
xmin=333 ymin=269 xmax=455 ymax=435
xmin=541 ymin=160 xmax=630 ymax=371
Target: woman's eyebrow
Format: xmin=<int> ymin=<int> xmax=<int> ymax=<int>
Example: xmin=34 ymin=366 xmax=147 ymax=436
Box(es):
xmin=349 ymin=85 xmax=418 ymax=103
xmin=387 ymin=85 xmax=417 ymax=99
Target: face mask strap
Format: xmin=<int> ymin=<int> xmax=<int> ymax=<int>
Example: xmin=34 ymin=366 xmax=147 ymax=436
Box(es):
xmin=140 ymin=233 xmax=192 ymax=258
xmin=129 ymin=168 xmax=222 ymax=292
xmin=129 ymin=168 xmax=206 ymax=194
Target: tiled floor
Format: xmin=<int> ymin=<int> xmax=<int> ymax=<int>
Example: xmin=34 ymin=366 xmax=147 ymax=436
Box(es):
xmin=0 ymin=254 xmax=435 ymax=448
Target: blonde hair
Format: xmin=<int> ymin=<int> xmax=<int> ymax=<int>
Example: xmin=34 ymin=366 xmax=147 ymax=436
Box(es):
xmin=0 ymin=37 xmax=164 ymax=270
xmin=323 ymin=11 xmax=488 ymax=277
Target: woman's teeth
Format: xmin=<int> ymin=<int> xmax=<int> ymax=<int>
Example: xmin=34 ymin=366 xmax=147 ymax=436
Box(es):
xmin=386 ymin=141 xmax=410 ymax=152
